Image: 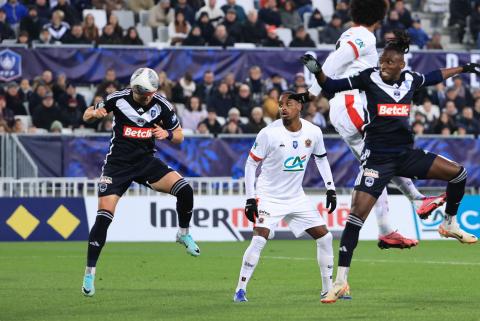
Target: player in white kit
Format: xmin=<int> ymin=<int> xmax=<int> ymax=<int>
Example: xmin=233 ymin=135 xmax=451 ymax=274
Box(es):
xmin=304 ymin=0 xmax=446 ymax=249
xmin=233 ymin=91 xmax=338 ymax=302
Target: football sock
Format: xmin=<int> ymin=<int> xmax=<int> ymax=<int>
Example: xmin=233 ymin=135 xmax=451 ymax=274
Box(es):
xmin=316 ymin=232 xmax=333 ymax=292
xmin=337 ymin=213 xmax=364 ymax=282
xmin=170 ymin=179 xmax=193 ymax=229
xmin=391 ymin=176 xmax=425 ymax=200
xmin=374 ymin=188 xmax=394 ymax=236
xmin=86 ymin=210 xmax=113 ymax=268
xmin=236 ymin=235 xmax=267 ymax=292
xmin=445 ymin=167 xmax=467 ymax=216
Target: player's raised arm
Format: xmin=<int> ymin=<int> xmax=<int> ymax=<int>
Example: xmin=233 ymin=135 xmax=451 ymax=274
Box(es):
xmin=83 ymin=105 xmax=108 ymax=123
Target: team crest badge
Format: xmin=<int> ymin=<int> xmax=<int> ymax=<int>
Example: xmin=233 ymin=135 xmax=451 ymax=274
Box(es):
xmin=394 ymin=90 xmax=400 ymax=98
xmin=150 ymin=108 xmax=157 ymax=118
xmin=258 ymin=217 xmax=264 ymax=223
xmin=365 ymin=177 xmax=375 ymax=187
xmin=305 ymin=139 xmax=312 ymax=147
xmin=293 ymin=141 xmax=298 ymax=149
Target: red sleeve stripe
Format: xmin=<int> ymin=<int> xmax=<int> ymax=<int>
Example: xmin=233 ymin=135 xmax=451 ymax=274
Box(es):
xmin=249 ymin=151 xmax=262 ymax=162
xmin=347 ymin=41 xmax=359 ymax=59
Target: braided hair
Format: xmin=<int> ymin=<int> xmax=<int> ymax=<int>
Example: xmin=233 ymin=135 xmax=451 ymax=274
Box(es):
xmin=384 ymin=29 xmax=410 ymax=54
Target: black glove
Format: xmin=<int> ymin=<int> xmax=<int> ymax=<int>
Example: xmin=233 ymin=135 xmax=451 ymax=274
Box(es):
xmin=462 ymin=63 xmax=480 ymax=74
xmin=326 ymin=190 xmax=337 ymax=214
xmin=288 ymin=92 xmax=311 ymax=104
xmin=300 ymin=54 xmax=322 ymax=74
xmin=245 ymin=198 xmax=258 ymax=223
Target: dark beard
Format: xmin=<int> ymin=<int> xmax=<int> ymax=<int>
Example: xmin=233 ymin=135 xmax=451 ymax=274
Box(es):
xmin=282 ymin=118 xmax=291 ymax=127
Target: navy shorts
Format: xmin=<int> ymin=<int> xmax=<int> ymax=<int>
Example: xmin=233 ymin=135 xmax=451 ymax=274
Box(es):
xmin=98 ymin=156 xmax=173 ymax=197
xmin=354 ymin=148 xmax=437 ymax=198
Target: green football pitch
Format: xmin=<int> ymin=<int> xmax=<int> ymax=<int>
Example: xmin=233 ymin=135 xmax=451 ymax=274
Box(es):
xmin=1 ymin=240 xmax=479 ymax=321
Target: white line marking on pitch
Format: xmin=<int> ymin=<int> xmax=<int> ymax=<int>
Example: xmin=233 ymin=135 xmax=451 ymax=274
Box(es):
xmin=263 ymin=256 xmax=480 ymax=266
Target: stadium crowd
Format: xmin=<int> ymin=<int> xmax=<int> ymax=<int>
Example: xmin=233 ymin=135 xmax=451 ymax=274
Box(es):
xmin=1 ymin=65 xmax=480 ymax=137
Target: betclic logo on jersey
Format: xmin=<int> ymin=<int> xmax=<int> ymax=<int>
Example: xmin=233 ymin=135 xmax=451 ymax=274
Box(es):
xmin=123 ymin=125 xmax=152 ymax=139
xmin=377 ymin=104 xmax=410 ymax=117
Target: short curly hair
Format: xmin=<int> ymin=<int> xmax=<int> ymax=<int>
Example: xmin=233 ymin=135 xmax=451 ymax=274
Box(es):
xmin=350 ymin=0 xmax=388 ymax=27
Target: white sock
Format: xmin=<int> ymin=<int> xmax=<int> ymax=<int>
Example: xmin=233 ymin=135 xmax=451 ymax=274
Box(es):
xmin=85 ymin=266 xmax=96 ymax=275
xmin=316 ymin=232 xmax=333 ymax=293
xmin=391 ymin=176 xmax=425 ymax=200
xmin=236 ymin=235 xmax=267 ymax=292
xmin=179 ymin=227 xmax=189 ymax=236
xmin=375 ymin=188 xmax=394 ymax=236
xmin=336 ymin=266 xmax=349 ymax=283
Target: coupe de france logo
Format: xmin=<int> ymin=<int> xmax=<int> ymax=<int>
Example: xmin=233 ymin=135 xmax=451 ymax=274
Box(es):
xmin=0 ymin=49 xmax=22 ymax=82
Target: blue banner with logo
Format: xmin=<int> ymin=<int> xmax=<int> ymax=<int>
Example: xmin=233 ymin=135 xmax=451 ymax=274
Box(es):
xmin=17 ymin=135 xmax=480 ymax=187
xmin=3 ymin=47 xmax=480 ymax=86
xmin=0 ymin=198 xmax=89 ymax=241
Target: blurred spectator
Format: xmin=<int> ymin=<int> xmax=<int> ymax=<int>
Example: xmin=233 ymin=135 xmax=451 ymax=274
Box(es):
xmin=263 ymin=87 xmax=280 ymax=119
xmin=19 ymin=78 xmax=32 ymax=107
xmin=304 ymin=101 xmax=327 ymax=128
xmin=208 ymin=24 xmax=234 ymax=47
xmin=35 ymin=27 xmax=55 ymax=44
xmin=383 ymin=10 xmax=405 ymax=35
xmin=321 ymin=14 xmax=344 ymax=44
xmin=457 ymin=107 xmax=480 ymax=135
xmin=209 ymin=81 xmax=234 ymax=117
xmin=280 ymin=0 xmax=302 ymax=30
xmin=35 ymin=0 xmax=51 ymax=22
xmin=259 ymin=0 xmax=281 ymax=27
xmin=60 ymin=93 xmax=84 ymax=129
xmin=2 ymin=0 xmax=27 ymax=25
xmin=425 ymin=0 xmax=449 ymax=29
xmin=222 ymin=107 xmax=243 ymax=133
xmin=96 ymin=68 xmax=120 ymax=97
xmin=412 ymin=120 xmax=425 ymax=135
xmin=334 ymin=1 xmax=350 ymax=24
xmin=294 ymin=0 xmax=313 ymax=21
xmin=39 ymin=70 xmax=54 ymax=89
xmin=108 ymin=14 xmax=124 ymax=39
xmin=222 ymin=8 xmax=242 ymax=42
xmin=52 ymin=73 xmax=68 ymax=99
xmin=449 ymin=0 xmax=470 ymax=43
xmin=433 ymin=112 xmax=457 ymax=134
xmin=241 ymin=9 xmax=267 ymax=45
xmin=224 ymin=72 xmax=239 ymax=95
xmin=97 ymin=115 xmax=113 ymax=132
xmin=63 ymin=23 xmax=90 ymax=44
xmin=194 ymin=70 xmax=216 ymax=103
xmin=457 ymin=124 xmax=467 ymax=136
xmin=97 ymin=24 xmax=122 ymax=45
xmin=200 ymin=108 xmax=222 ymax=135
xmin=59 ymin=83 xmax=87 ymax=112
xmin=245 ymin=65 xmax=266 ymax=105
xmin=474 ymin=98 xmax=480 ymax=120
xmin=446 ymin=87 xmax=465 ymax=110
xmin=0 ymin=120 xmax=10 ymax=133
xmin=445 ymin=100 xmax=459 ymax=118
xmin=290 ymin=72 xmax=307 ymax=92
xmin=13 ymin=118 xmax=25 ymax=133
xmin=0 ymin=95 xmax=14 ymax=128
xmin=261 ymin=25 xmax=284 ymax=47
xmin=19 ymin=6 xmax=44 ymax=40
xmin=308 ymin=9 xmax=326 ymax=28
xmin=50 ymin=120 xmax=63 ymax=133
xmin=426 ymin=31 xmax=443 ymax=50
xmin=104 ymin=81 xmax=119 ymax=96
xmin=123 ymin=27 xmax=144 ymax=45
xmin=148 ymin=0 xmax=174 ymax=27
xmin=168 ymin=11 xmax=190 ymax=45
xmin=471 ymin=3 xmax=480 ymax=43
xmin=429 ymin=82 xmax=447 ymax=108
xmin=29 ymin=83 xmax=49 ymax=112
xmin=82 ymin=13 xmax=99 ymax=43
xmin=52 ymin=0 xmax=79 ymax=26
xmin=91 ymin=0 xmax=125 ymax=15
xmin=408 ymin=17 xmax=429 ymax=49
xmin=181 ymin=95 xmax=207 ymax=131
xmin=158 ymin=71 xmax=174 ymax=100
xmin=440 ymin=126 xmax=451 ymax=136
xmin=128 ymin=0 xmax=155 ymax=13
xmin=265 ymin=73 xmax=287 ymax=92
xmin=5 ymin=82 xmax=28 ymax=115
xmin=196 ymin=122 xmax=210 ymax=134
xmin=0 ymin=8 xmax=15 ymax=41
xmin=416 ymin=97 xmax=440 ymax=125
xmin=183 ymin=25 xmax=206 ymax=45
xmin=234 ymin=84 xmax=255 ymax=117
xmin=32 ymin=92 xmax=62 ymax=130
xmin=290 ymin=25 xmax=315 ymax=47
xmin=17 ymin=30 xmax=29 ymax=44
xmin=175 ymin=0 xmax=196 ymax=25
xmin=44 ymin=10 xmax=71 ymax=42
xmin=450 ymin=76 xmax=474 ymax=107
xmin=173 ymin=72 xmax=196 ymax=103
xmin=394 ymin=0 xmax=413 ymax=29
xmin=197 ymin=12 xmax=214 ymax=43
xmin=196 ymin=0 xmax=224 ymax=25
xmin=221 ymin=0 xmax=246 ymax=23
xmin=243 ymin=106 xmax=266 ymax=133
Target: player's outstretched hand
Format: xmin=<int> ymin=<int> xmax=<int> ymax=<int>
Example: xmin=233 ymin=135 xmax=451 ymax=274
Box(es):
xmin=462 ymin=63 xmax=480 ymax=74
xmin=245 ymin=198 xmax=258 ymax=223
xmin=152 ymin=124 xmax=169 ymax=140
xmin=93 ymin=108 xmax=108 ymax=119
xmin=326 ymin=190 xmax=337 ymax=214
xmin=300 ymin=54 xmax=322 ymax=74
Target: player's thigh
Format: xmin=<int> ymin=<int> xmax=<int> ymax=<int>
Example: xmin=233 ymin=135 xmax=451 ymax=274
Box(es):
xmin=426 ymin=154 xmax=463 ymax=181
xmin=253 ymin=227 xmax=270 ymax=239
xmin=98 ymin=165 xmax=134 ymax=201
xmin=256 ymin=199 xmax=288 ymax=236
xmin=305 ymin=225 xmax=329 ymax=239
xmin=135 ymin=157 xmax=181 ymax=193
xmin=286 ymin=198 xmax=327 ymax=238
xmin=98 ymin=194 xmax=121 ymax=214
xmin=344 ymin=133 xmax=364 ymax=161
xmin=350 ymin=190 xmax=378 ymax=221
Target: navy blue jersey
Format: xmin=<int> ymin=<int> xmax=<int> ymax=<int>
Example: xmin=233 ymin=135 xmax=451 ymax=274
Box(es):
xmin=95 ymin=89 xmax=180 ymax=164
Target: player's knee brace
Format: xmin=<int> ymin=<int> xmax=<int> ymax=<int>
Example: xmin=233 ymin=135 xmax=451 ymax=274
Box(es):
xmin=446 ymin=167 xmax=467 ymax=215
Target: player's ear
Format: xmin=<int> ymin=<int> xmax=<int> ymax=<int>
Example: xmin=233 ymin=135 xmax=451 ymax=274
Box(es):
xmin=400 ymin=60 xmax=406 ymax=70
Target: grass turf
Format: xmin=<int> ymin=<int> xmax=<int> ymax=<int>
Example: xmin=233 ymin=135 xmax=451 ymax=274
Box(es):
xmin=0 ymin=240 xmax=479 ymax=321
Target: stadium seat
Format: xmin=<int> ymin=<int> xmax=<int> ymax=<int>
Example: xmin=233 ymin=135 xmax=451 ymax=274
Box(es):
xmin=263 ymin=116 xmax=272 ymax=124
xmin=73 ymin=128 xmax=95 ymax=134
xmin=312 ymin=0 xmax=334 ymax=22
xmin=83 ymin=9 xmax=107 ymax=33
xmin=275 ymin=28 xmax=292 ymax=47
xmin=137 ymin=25 xmax=153 ymax=44
xmin=157 ymin=26 xmax=169 ymax=43
xmin=303 ymin=12 xmax=311 ymax=29
xmin=234 ymin=43 xmax=256 ymax=48
xmin=307 ymin=28 xmax=319 ymax=45
xmin=139 ymin=10 xmax=150 ymax=26
xmin=76 ymin=86 xmax=95 ymax=106
xmin=240 ymin=116 xmax=248 ymax=124
xmin=112 ymin=10 xmax=136 ymax=30
xmin=217 ymin=116 xmax=226 ymax=126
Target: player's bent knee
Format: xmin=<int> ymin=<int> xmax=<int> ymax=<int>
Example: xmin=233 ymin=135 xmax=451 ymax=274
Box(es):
xmin=171 ymin=179 xmax=194 ymax=210
xmin=450 ymin=166 xmax=467 ymax=184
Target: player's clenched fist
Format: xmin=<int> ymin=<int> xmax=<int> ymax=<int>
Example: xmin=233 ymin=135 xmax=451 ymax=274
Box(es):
xmin=301 ymin=54 xmax=322 ymax=74
xmin=93 ymin=108 xmax=108 ymax=119
xmin=326 ymin=189 xmax=337 ymax=214
xmin=152 ymin=124 xmax=169 ymax=140
xmin=244 ymin=198 xmax=258 ymax=223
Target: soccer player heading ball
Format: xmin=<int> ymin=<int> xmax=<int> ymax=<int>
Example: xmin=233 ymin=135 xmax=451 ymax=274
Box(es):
xmin=302 ymin=29 xmax=478 ymax=303
xmin=81 ymin=68 xmax=200 ymax=297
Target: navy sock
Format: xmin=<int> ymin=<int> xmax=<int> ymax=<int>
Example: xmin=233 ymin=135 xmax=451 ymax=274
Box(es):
xmin=338 ymin=213 xmax=364 ymax=268
xmin=170 ymin=179 xmax=193 ymax=228
xmin=87 ymin=210 xmax=113 ymax=267
xmin=445 ymin=167 xmax=467 ymax=216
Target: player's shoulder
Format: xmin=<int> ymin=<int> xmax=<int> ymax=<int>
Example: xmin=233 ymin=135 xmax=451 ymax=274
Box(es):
xmin=153 ymin=92 xmax=175 ymax=111
xmin=106 ymin=88 xmax=131 ymax=101
xmin=301 ymin=119 xmax=323 ymax=135
xmin=340 ymin=26 xmax=376 ymax=46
